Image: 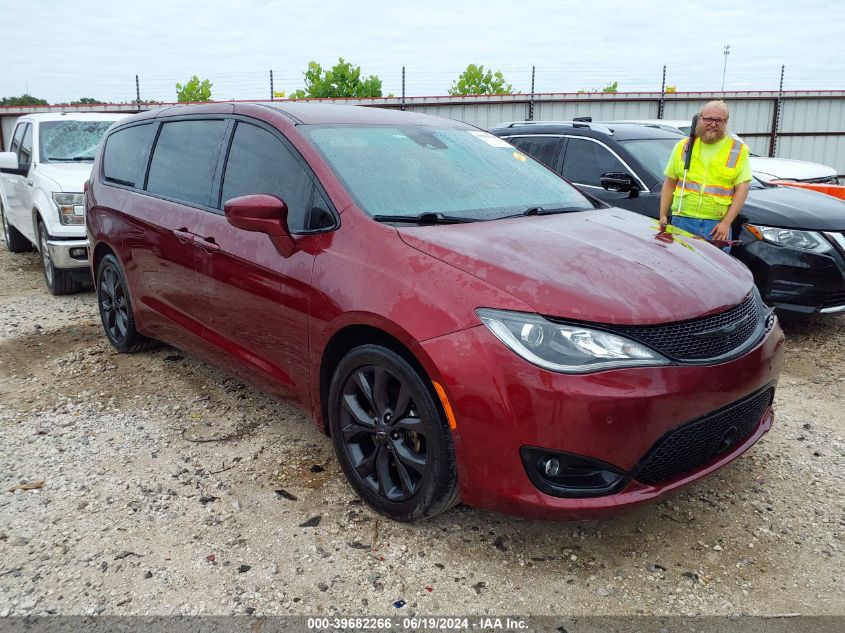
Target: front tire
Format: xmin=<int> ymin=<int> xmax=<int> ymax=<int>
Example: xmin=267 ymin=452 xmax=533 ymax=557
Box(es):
xmin=328 ymin=345 xmax=459 ymax=521
xmin=38 ymin=222 xmax=82 ymax=295
xmin=96 ymin=253 xmax=157 ymax=353
xmin=1 ymin=201 xmax=32 ymax=253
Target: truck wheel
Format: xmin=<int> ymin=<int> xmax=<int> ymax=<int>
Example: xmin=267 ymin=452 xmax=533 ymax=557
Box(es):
xmin=1 ymin=201 xmax=32 ymax=253
xmin=38 ymin=222 xmax=82 ymax=295
xmin=328 ymin=345 xmax=459 ymax=522
xmin=96 ymin=253 xmax=157 ymax=353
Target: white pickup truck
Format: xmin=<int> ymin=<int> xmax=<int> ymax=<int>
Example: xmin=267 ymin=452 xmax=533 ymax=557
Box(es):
xmin=0 ymin=112 xmax=126 ymax=294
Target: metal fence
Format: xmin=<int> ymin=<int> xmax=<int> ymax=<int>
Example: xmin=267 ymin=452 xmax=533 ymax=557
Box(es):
xmin=2 ymin=90 xmax=844 ymax=174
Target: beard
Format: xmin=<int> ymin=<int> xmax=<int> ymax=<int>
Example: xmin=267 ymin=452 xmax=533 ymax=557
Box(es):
xmin=697 ymin=125 xmax=725 ymax=143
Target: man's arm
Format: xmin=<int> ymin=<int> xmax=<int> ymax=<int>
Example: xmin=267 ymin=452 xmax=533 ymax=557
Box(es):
xmin=709 ymin=181 xmax=750 ymax=240
xmin=659 ymin=178 xmax=678 ymax=225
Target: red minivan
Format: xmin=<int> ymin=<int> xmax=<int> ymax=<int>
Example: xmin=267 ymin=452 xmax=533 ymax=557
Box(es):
xmin=86 ymin=103 xmax=784 ymax=521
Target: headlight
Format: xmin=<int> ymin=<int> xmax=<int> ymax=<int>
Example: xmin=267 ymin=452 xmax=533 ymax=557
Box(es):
xmin=52 ymin=193 xmax=85 ymax=226
xmin=745 ymin=224 xmax=832 ymax=254
xmin=476 ymin=309 xmax=669 ymax=373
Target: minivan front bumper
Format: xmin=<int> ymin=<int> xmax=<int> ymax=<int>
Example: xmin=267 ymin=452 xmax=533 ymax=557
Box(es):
xmin=420 ymin=316 xmax=785 ymax=520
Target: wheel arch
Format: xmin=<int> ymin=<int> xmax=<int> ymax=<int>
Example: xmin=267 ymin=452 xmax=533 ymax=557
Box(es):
xmin=92 ymin=241 xmax=118 ymax=278
xmin=318 ymin=324 xmax=443 ymax=438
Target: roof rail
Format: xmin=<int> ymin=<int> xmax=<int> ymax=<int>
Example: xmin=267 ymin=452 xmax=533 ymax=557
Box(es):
xmin=492 ymin=120 xmax=614 ymax=135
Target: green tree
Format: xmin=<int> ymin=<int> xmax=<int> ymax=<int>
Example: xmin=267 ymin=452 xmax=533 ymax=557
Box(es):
xmin=70 ymin=97 xmax=104 ymax=105
xmin=448 ymin=64 xmax=515 ymax=96
xmin=0 ymin=94 xmax=48 ymax=106
xmin=175 ymin=76 xmax=213 ymax=102
xmin=291 ymin=58 xmax=383 ymax=98
xmin=578 ymin=81 xmax=620 ymax=94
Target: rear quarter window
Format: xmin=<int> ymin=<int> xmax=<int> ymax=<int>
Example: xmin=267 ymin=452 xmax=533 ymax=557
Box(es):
xmin=103 ymin=124 xmax=156 ymax=188
xmin=508 ymin=136 xmax=561 ymax=170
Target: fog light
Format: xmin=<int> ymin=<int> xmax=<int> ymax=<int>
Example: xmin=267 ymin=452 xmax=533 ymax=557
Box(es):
xmin=521 ymin=447 xmax=627 ymax=498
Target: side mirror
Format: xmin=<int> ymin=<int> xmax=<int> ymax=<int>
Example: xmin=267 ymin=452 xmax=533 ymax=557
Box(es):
xmin=600 ymin=172 xmax=640 ymax=197
xmin=0 ymin=152 xmax=27 ymax=175
xmin=224 ymin=194 xmax=295 ymax=257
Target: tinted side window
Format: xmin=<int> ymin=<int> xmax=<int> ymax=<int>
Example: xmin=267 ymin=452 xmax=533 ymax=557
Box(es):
xmin=562 ymin=138 xmax=628 ymax=187
xmin=103 ymin=124 xmax=156 ymax=187
xmin=147 ymin=120 xmax=228 ymax=206
xmin=9 ymin=123 xmax=25 ymax=153
xmin=509 ymin=136 xmax=561 ymax=170
xmin=221 ymin=122 xmax=311 ymax=231
xmin=19 ymin=124 xmax=33 ymax=166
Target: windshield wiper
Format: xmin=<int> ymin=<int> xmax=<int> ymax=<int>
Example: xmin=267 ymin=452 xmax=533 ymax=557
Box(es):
xmin=498 ymin=206 xmax=587 ymax=220
xmin=372 ymin=212 xmax=478 ymax=225
xmin=46 ymin=156 xmax=94 ymax=162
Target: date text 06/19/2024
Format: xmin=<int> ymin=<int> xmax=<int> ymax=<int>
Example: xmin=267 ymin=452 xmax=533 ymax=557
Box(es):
xmin=306 ymin=616 xmax=530 ymax=630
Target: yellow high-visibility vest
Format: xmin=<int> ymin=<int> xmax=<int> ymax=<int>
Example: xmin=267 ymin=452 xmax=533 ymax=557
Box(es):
xmin=672 ymin=136 xmax=749 ymax=220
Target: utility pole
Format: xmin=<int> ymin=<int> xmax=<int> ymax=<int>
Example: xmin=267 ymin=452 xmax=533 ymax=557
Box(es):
xmin=721 ymin=44 xmax=731 ymax=92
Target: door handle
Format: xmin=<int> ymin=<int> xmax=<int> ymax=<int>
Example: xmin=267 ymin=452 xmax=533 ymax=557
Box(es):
xmin=194 ymin=236 xmax=220 ymax=253
xmin=172 ymin=228 xmax=195 ymax=244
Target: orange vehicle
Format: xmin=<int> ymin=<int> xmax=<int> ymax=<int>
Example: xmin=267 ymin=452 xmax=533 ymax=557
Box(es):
xmin=772 ymin=180 xmax=845 ymax=201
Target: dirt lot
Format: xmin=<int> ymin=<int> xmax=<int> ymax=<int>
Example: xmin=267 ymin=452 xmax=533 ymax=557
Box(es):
xmin=0 ymin=246 xmax=843 ymax=618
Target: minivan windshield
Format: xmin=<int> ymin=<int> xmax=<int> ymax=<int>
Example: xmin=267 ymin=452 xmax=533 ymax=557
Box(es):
xmin=39 ymin=120 xmax=116 ymax=163
xmin=302 ymin=125 xmax=595 ymax=220
xmin=619 ymin=138 xmax=766 ymax=189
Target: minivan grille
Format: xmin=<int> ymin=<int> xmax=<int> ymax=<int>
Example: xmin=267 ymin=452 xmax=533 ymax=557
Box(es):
xmin=612 ymin=292 xmax=760 ymax=361
xmin=633 ymin=387 xmax=774 ymax=486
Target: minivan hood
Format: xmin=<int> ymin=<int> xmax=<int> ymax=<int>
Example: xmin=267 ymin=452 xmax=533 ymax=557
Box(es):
xmin=34 ymin=162 xmax=92 ymax=193
xmin=398 ymin=209 xmax=753 ymax=325
xmin=750 ymin=156 xmax=837 ymax=181
xmin=745 ymin=185 xmax=845 ymax=230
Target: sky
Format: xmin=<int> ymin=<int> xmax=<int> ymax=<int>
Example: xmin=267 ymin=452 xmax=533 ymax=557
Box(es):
xmin=1 ymin=0 xmax=842 ymax=104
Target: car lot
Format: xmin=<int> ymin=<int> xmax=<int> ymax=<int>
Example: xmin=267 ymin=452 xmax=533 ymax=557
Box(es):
xmin=0 ymin=246 xmax=843 ymax=617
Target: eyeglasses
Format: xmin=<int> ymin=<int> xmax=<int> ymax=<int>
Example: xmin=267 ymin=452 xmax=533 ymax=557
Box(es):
xmin=701 ymin=116 xmax=727 ymax=125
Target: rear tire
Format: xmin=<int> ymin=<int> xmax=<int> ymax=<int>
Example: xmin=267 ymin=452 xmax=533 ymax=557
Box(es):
xmin=328 ymin=344 xmax=459 ymax=522
xmin=1 ymin=201 xmax=32 ymax=253
xmin=38 ymin=222 xmax=82 ymax=295
xmin=96 ymin=253 xmax=157 ymax=353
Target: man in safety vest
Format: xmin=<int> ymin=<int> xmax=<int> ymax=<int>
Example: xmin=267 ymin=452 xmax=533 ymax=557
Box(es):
xmin=659 ymin=100 xmax=752 ymax=252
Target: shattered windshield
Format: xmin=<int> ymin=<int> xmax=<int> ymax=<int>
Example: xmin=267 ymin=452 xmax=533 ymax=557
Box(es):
xmin=39 ymin=120 xmax=116 ymax=163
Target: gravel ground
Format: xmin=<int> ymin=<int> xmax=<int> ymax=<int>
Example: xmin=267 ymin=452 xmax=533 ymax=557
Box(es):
xmin=0 ymin=246 xmax=843 ymax=618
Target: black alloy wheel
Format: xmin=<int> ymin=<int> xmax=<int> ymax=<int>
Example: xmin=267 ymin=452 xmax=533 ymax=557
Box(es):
xmin=96 ymin=254 xmax=156 ymax=353
xmin=329 ymin=345 xmax=459 ymax=521
xmin=99 ymin=263 xmax=129 ymax=343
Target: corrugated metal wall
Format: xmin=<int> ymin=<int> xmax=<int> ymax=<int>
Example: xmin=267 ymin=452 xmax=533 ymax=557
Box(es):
xmin=2 ymin=92 xmax=843 ymax=173
xmin=393 ymin=93 xmax=844 ymax=174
